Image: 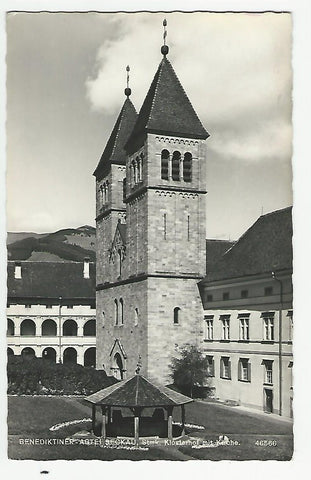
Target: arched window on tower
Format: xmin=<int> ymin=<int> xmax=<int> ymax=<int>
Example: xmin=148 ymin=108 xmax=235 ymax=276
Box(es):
xmin=120 ymin=298 xmax=124 ymax=325
xmin=136 ymin=156 xmax=141 ymax=183
xmin=100 ymin=185 xmax=104 ymax=206
xmin=114 ymin=299 xmax=119 ymax=326
xmin=131 ymin=159 xmax=136 ymax=186
xmin=105 ymin=181 xmax=109 ymax=203
xmin=172 ymin=151 xmax=181 ymax=181
xmin=183 ymin=152 xmax=192 ymax=182
xmin=173 ymin=307 xmax=181 ymax=325
xmin=123 ymin=177 xmax=127 ymax=201
xmin=139 ymin=153 xmax=143 ymax=182
xmin=161 ymin=149 xmax=169 ymax=180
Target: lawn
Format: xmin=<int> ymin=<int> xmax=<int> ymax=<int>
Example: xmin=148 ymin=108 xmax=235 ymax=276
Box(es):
xmin=7 ymin=395 xmax=293 ymax=461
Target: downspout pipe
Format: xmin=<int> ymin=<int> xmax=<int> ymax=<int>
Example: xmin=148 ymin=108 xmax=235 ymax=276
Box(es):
xmin=272 ymin=271 xmax=283 ymax=416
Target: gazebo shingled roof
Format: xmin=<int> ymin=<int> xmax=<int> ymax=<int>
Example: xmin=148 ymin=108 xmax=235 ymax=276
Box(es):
xmin=85 ymin=374 xmax=193 ymax=407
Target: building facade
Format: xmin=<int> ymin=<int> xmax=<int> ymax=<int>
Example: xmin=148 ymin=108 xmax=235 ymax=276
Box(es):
xmin=7 ymin=260 xmax=96 ymax=366
xmin=199 ymin=208 xmax=293 ymax=417
xmin=94 ymin=44 xmax=209 ymax=383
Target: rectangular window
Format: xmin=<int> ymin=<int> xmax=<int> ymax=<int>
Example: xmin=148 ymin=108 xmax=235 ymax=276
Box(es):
xmin=262 ymin=313 xmax=275 ymax=341
xmin=238 ymin=358 xmax=251 ymax=382
xmin=239 ymin=317 xmax=250 ymax=340
xmin=220 ymin=357 xmax=231 ymax=379
xmin=206 ymin=294 xmax=213 ymax=303
xmin=241 ymin=289 xmax=248 ymax=298
xmin=67 ymin=305 xmax=73 ymax=309
xmin=264 ymin=286 xmax=273 ymax=296
xmin=204 ymin=316 xmax=214 ymax=340
xmin=223 ymin=292 xmax=229 ymax=301
xmin=25 ymin=305 xmax=32 ymax=309
xmin=187 ymin=215 xmax=190 ymax=241
xmin=46 ymin=305 xmax=53 ymax=309
xmin=220 ymin=316 xmax=230 ymax=340
xmin=263 ymin=360 xmax=273 ymax=384
xmin=206 ymin=355 xmax=214 ymax=377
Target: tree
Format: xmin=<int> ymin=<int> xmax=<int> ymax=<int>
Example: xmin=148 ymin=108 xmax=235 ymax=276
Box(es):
xmin=169 ymin=344 xmax=209 ymax=398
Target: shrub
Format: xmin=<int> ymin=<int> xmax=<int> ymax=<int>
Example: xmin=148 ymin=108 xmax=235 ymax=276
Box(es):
xmin=7 ymin=356 xmax=117 ymax=395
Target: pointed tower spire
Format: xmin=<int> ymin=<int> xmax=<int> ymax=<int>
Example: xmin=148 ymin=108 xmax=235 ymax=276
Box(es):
xmin=161 ymin=18 xmax=169 ymax=56
xmin=93 ymin=75 xmax=137 ymax=179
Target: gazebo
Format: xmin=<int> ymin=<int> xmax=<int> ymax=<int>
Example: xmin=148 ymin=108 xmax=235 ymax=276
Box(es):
xmin=85 ymin=374 xmax=193 ymax=441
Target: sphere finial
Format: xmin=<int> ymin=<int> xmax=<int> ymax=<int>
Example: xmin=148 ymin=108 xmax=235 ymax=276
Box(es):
xmin=161 ymin=18 xmax=169 ymax=56
xmin=124 ymin=65 xmax=131 ymax=97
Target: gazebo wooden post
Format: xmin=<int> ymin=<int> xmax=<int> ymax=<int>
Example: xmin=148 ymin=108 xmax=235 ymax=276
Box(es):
xmin=101 ymin=406 xmax=107 ymax=439
xmin=107 ymin=406 xmax=111 ymax=425
xmin=133 ymin=407 xmax=141 ymax=443
xmin=91 ymin=404 xmax=96 ymax=434
xmin=181 ymin=404 xmax=186 ymax=436
xmin=167 ymin=406 xmax=173 ymax=440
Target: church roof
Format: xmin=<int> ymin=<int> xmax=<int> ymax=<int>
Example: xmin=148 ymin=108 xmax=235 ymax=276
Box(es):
xmin=7 ymin=261 xmax=96 ymax=302
xmin=202 ymin=207 xmax=293 ymax=283
xmin=126 ymin=57 xmax=209 ymax=152
xmin=93 ymin=98 xmax=137 ymax=179
xmin=85 ymin=374 xmax=193 ymax=407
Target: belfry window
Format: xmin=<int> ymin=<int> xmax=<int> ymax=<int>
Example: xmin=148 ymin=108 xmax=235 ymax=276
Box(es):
xmin=123 ymin=178 xmax=127 ymax=201
xmin=136 ymin=156 xmax=140 ymax=183
xmin=138 ymin=153 xmax=143 ymax=182
xmin=131 ymin=159 xmax=136 ymax=186
xmin=161 ymin=149 xmax=169 ymax=180
xmin=172 ymin=151 xmax=181 ymax=181
xmin=183 ymin=152 xmax=192 ymax=182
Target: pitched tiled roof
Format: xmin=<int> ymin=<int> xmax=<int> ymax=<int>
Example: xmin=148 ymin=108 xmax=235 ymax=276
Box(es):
xmin=85 ymin=374 xmax=193 ymax=407
xmin=93 ymin=98 xmax=137 ymax=179
xmin=206 ymin=239 xmax=235 ymax=273
xmin=126 ymin=57 xmax=209 ymax=152
xmin=203 ymin=207 xmax=293 ymax=283
xmin=7 ymin=261 xmax=96 ymax=301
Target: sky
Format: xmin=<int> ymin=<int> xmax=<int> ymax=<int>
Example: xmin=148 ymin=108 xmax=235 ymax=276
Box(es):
xmin=6 ymin=11 xmax=293 ymax=240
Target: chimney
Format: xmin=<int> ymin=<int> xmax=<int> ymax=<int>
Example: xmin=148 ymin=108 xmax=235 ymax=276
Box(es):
xmin=14 ymin=262 xmax=22 ymax=279
xmin=83 ymin=257 xmax=90 ymax=279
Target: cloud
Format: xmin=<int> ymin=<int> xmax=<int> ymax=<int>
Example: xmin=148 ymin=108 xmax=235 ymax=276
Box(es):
xmin=85 ymin=12 xmax=292 ymax=163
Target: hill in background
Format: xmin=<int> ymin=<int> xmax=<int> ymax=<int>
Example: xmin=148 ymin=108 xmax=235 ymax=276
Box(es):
xmin=7 ymin=226 xmax=96 ymax=262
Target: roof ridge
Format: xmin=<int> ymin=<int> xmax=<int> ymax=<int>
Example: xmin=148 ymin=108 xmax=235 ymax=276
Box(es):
xmin=260 ymin=205 xmax=292 ymax=218
xmin=110 ymin=99 xmax=131 ymax=159
xmin=146 ymin=59 xmax=164 ymax=129
xmin=162 ymin=57 xmax=208 ymax=135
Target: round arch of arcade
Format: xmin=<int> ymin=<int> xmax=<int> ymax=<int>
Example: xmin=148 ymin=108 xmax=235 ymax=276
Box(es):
xmin=7 ymin=345 xmax=96 ymax=367
xmin=6 ymin=317 xmax=96 ymax=338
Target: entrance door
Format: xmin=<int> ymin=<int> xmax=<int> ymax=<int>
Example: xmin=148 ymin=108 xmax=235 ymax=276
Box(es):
xmin=264 ymin=388 xmax=273 ymax=413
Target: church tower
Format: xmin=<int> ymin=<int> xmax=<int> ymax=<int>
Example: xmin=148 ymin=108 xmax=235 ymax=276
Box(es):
xmin=95 ymin=23 xmax=209 ymax=383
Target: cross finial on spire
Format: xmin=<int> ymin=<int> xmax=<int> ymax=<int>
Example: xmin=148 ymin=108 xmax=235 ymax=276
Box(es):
xmin=135 ymin=355 xmax=142 ymax=375
xmin=161 ymin=19 xmax=169 ymax=56
xmin=124 ymin=65 xmax=131 ymax=97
